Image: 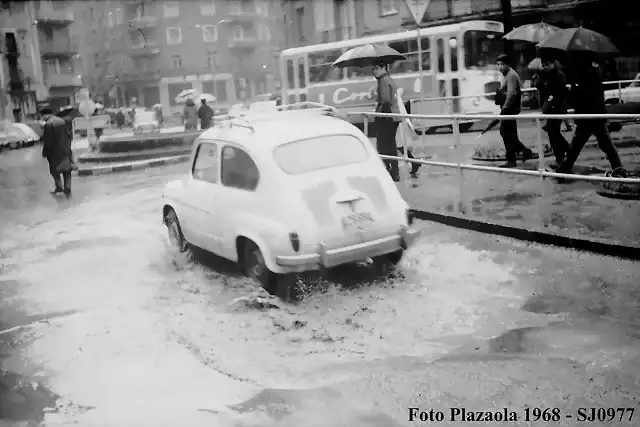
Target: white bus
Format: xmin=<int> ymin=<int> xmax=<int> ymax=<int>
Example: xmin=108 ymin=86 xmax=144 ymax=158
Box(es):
xmin=280 ymin=20 xmax=505 ymax=133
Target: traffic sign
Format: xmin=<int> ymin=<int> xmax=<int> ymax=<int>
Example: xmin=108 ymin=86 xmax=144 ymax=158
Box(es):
xmin=404 ymin=0 xmax=431 ymax=24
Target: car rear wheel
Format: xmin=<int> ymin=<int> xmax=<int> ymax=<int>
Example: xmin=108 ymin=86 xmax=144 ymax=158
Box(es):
xmin=243 ymin=241 xmax=277 ymax=292
xmin=164 ymin=209 xmax=188 ymax=253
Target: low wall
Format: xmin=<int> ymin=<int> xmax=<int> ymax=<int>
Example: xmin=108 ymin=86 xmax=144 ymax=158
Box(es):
xmin=97 ymin=130 xmax=202 ymax=154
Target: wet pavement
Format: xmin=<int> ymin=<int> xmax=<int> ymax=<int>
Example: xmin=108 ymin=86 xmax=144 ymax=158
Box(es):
xmin=1 ymin=144 xmax=640 ymax=426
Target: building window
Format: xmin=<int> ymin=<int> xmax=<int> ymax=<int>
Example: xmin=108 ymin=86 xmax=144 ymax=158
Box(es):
xmin=115 ymin=8 xmax=123 ymax=24
xmin=166 ymin=27 xmax=182 ymax=45
xmin=107 ymin=12 xmax=114 ymax=28
xmin=232 ymin=25 xmax=244 ymax=40
xmin=256 ymin=2 xmax=268 ymax=17
xmin=206 ymin=51 xmax=216 ymax=68
xmin=202 ymin=25 xmax=218 ymax=42
xmin=171 ymin=55 xmax=183 ymax=69
xmin=378 ymin=0 xmax=397 ymax=16
xmin=200 ymin=0 xmax=215 ymax=16
xmin=258 ymin=24 xmax=271 ymax=42
xmin=163 ymin=2 xmax=179 ymax=18
xmin=214 ymin=80 xmax=227 ymax=102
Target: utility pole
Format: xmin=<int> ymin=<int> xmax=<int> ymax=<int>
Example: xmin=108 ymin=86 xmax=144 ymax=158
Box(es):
xmin=500 ymin=0 xmax=514 ymax=59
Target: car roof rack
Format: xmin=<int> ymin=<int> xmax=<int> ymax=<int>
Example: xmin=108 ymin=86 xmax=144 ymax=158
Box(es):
xmin=223 ymin=115 xmax=255 ymax=133
xmin=215 ymin=101 xmax=337 ymax=131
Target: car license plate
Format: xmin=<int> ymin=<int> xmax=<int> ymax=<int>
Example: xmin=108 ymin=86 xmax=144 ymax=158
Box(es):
xmin=341 ymin=212 xmax=373 ymax=229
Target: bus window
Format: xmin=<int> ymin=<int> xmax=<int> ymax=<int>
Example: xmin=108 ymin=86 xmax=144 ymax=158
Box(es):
xmin=464 ymin=30 xmax=503 ymax=69
xmin=437 ymin=38 xmax=445 ymax=73
xmin=450 ymin=37 xmax=458 ymax=72
xmin=388 ymin=39 xmax=419 ymax=74
xmin=309 ymin=50 xmax=343 ymax=83
xmin=286 ymin=59 xmax=295 ymax=89
xmin=421 ymin=37 xmax=431 ymax=71
xmin=298 ymin=61 xmax=307 ymax=88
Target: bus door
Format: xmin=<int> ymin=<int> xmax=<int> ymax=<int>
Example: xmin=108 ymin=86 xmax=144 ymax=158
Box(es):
xmin=435 ymin=35 xmax=461 ymax=115
xmin=284 ymin=56 xmax=308 ymax=105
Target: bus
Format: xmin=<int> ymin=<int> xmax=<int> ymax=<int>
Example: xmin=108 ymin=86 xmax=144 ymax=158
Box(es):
xmin=280 ymin=20 xmax=505 ymax=133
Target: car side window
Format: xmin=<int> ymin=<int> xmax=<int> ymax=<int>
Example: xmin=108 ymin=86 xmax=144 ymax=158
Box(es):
xmin=221 ymin=146 xmax=259 ymax=191
xmin=192 ymin=142 xmax=218 ymax=183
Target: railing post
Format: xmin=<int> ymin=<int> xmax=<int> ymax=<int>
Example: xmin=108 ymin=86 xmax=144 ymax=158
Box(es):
xmin=453 ymin=118 xmax=467 ymax=214
xmin=363 ymin=116 xmax=369 ymax=139
xmin=618 ymin=80 xmax=623 ymax=103
xmin=535 ymin=118 xmax=549 ymax=227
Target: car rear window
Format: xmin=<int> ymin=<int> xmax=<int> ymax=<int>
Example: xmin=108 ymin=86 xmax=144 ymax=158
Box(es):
xmin=273 ymin=134 xmax=370 ymax=175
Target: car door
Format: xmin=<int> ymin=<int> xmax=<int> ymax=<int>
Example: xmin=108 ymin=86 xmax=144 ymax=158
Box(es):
xmin=188 ymin=141 xmax=222 ymax=254
xmin=216 ymin=144 xmax=263 ymax=261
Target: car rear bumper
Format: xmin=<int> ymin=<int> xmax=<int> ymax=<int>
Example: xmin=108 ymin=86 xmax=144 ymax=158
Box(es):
xmin=275 ymin=227 xmax=420 ymax=269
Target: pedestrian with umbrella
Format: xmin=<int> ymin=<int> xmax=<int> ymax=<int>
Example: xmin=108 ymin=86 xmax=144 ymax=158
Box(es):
xmin=41 ymin=104 xmax=74 ymax=195
xmin=538 ymin=27 xmax=626 ymax=178
xmin=333 ymin=44 xmax=408 ymax=182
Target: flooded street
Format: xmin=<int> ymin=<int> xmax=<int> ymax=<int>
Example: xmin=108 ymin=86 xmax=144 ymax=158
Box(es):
xmin=1 ymin=146 xmax=640 ymax=426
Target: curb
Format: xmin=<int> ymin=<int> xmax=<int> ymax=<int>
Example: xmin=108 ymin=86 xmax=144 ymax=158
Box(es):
xmin=77 ymin=155 xmax=190 ymax=176
xmin=410 ymin=209 xmax=640 ymax=261
xmin=77 ymin=147 xmax=192 ymax=164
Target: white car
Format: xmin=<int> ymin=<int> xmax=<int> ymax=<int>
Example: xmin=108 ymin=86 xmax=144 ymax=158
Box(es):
xmin=161 ymin=107 xmax=419 ymax=296
xmin=604 ymin=73 xmax=640 ymax=104
xmin=133 ymin=110 xmax=160 ymax=134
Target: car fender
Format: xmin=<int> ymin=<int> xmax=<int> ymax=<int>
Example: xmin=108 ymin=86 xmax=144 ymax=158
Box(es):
xmin=233 ymin=219 xmax=292 ymax=273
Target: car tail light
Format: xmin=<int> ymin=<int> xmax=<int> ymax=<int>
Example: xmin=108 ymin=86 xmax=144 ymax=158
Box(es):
xmin=289 ymin=232 xmax=300 ymax=252
xmin=406 ymin=210 xmax=414 ymax=226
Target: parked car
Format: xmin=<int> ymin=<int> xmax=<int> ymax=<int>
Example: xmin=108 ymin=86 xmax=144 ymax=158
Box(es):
xmin=604 ymin=73 xmax=640 ymax=104
xmin=161 ymin=106 xmax=419 ymax=297
xmin=0 ymin=123 xmax=40 ymax=150
xmin=133 ymin=110 xmax=160 ymax=134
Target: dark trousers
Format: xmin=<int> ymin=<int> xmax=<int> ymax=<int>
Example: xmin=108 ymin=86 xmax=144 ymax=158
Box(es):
xmin=397 ymin=147 xmax=420 ymax=174
xmin=50 ymin=165 xmax=71 ymax=191
xmin=545 ymin=119 xmax=570 ymax=163
xmin=557 ymin=120 xmax=622 ymax=174
xmin=499 ymin=117 xmax=528 ymax=162
xmin=376 ymin=117 xmax=400 ymax=180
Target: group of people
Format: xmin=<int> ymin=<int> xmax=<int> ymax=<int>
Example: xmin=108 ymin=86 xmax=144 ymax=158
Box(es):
xmin=495 ymin=52 xmax=626 ymax=177
xmin=182 ymin=98 xmax=214 ymax=131
xmin=373 ymin=52 xmax=628 ymax=183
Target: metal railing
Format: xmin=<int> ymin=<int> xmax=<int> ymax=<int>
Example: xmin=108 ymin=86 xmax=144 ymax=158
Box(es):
xmin=350 ymin=110 xmax=640 ymax=223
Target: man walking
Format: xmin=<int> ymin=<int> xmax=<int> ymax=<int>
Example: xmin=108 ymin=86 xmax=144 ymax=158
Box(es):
xmin=198 ymin=98 xmax=214 ymax=130
xmin=538 ymin=58 xmax=570 ymax=167
xmin=41 ymin=105 xmax=73 ymax=195
xmin=373 ymin=61 xmax=401 ymax=181
xmin=555 ymin=55 xmax=625 ymax=177
xmin=496 ymin=54 xmax=533 ymax=168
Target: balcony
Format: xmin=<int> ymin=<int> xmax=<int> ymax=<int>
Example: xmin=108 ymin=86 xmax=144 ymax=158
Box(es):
xmin=40 ymin=39 xmax=78 ymax=58
xmin=130 ymin=42 xmax=161 ymax=57
xmin=228 ymin=36 xmax=260 ymax=49
xmin=227 ymin=7 xmax=257 ymax=22
xmin=46 ymin=73 xmax=82 ymax=88
xmin=128 ymin=15 xmax=157 ymax=29
xmin=36 ymin=2 xmax=74 ymax=26
xmin=120 ymin=70 xmax=161 ymax=82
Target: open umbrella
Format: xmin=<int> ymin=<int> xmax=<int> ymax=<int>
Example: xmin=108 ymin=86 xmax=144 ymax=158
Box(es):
xmin=175 ymin=89 xmax=199 ymax=104
xmin=199 ymin=93 xmax=216 ymax=103
xmin=537 ymin=27 xmax=618 ymax=55
xmin=528 ymin=57 xmax=544 ymax=72
xmin=504 ymin=22 xmax=562 ymax=43
xmin=333 ymin=43 xmax=405 ymax=68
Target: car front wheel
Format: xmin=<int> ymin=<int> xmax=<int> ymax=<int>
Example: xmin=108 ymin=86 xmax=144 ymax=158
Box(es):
xmin=243 ymin=241 xmax=274 ymax=289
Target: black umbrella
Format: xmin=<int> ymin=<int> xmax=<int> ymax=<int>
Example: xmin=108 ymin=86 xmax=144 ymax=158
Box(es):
xmin=333 ymin=43 xmax=405 ymax=68
xmin=537 ymin=27 xmax=619 ymax=55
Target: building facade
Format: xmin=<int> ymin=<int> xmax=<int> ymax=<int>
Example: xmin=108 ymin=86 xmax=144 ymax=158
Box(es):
xmin=1 ymin=0 xmax=81 ymax=122
xmin=73 ymin=0 xmax=285 ymax=113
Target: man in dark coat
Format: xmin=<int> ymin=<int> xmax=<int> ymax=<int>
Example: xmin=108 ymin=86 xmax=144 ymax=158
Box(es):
xmin=373 ymin=61 xmax=401 ymax=181
xmin=538 ymin=58 xmax=570 ymax=167
xmin=555 ymin=56 xmax=624 ymax=176
xmin=41 ymin=106 xmax=73 ymax=195
xmin=198 ymin=99 xmax=214 ymax=130
xmin=496 ymin=54 xmax=533 ymax=168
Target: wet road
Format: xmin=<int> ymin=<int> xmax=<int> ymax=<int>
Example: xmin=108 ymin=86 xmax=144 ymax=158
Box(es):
xmin=1 ymin=145 xmax=640 ymax=426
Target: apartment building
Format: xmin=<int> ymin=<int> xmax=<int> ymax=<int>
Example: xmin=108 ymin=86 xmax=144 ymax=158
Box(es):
xmin=1 ymin=0 xmax=81 ymax=122
xmin=74 ymin=0 xmax=285 ymax=111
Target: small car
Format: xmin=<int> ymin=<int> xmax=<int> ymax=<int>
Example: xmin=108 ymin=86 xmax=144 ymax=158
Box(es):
xmin=604 ymin=73 xmax=640 ymax=104
xmin=161 ymin=106 xmax=419 ymax=295
xmin=133 ymin=110 xmax=160 ymax=134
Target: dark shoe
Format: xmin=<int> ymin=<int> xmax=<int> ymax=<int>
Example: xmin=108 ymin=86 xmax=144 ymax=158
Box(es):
xmin=520 ymin=148 xmax=535 ymax=160
xmin=410 ymin=171 xmax=419 ymax=179
xmin=52 ymin=186 xmax=64 ymax=194
xmin=63 ymin=188 xmax=71 ymax=196
xmin=499 ymin=162 xmax=517 ymax=168
xmin=609 ymin=167 xmax=629 ymax=178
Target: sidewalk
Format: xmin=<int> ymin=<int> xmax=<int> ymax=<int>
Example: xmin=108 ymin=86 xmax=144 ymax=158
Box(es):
xmin=397 ymin=126 xmax=640 ymax=247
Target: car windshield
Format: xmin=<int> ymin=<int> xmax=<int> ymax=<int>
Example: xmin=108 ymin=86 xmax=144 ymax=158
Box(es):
xmin=464 ymin=30 xmax=503 ymax=69
xmin=273 ymin=134 xmax=369 ymax=175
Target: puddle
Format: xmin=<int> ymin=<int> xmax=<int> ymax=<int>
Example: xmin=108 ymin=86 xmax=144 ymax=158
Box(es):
xmin=43 ymin=237 xmax=128 ymax=257
xmin=0 ymin=371 xmax=58 ymax=424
